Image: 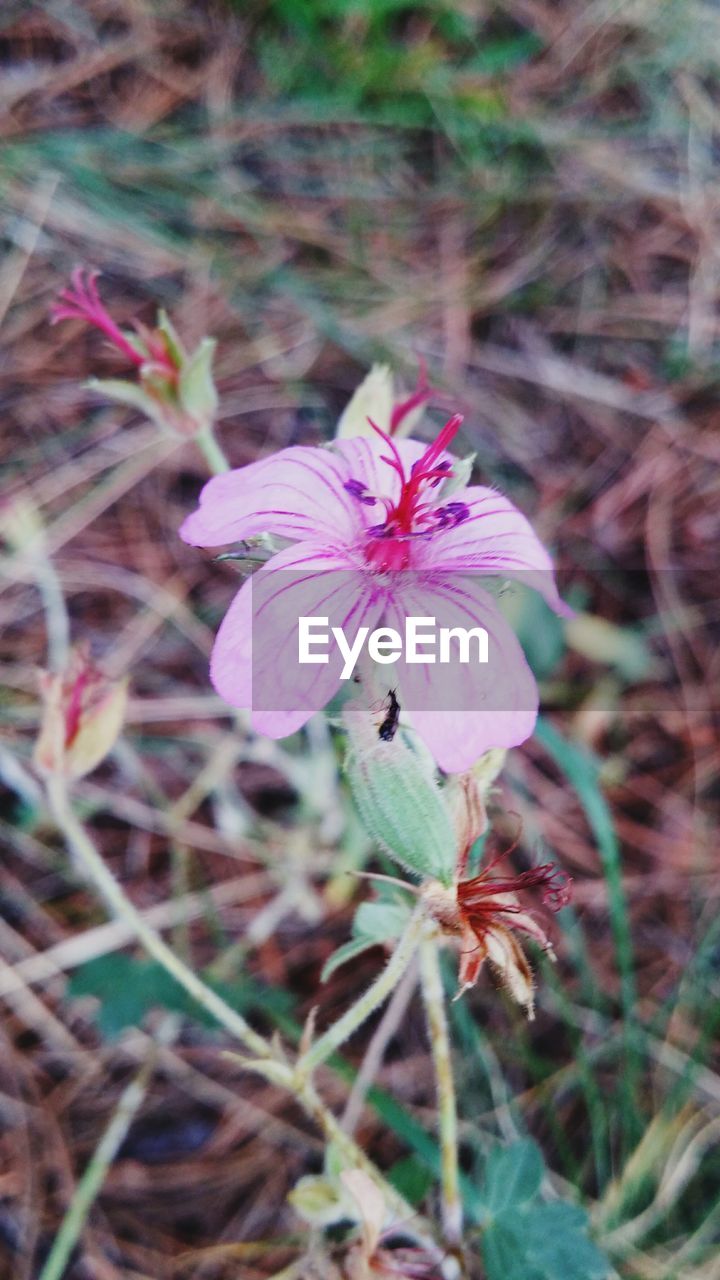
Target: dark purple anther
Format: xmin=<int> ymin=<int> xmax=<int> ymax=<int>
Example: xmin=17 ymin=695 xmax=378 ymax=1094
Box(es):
xmin=444 ymin=501 xmax=470 ymax=524
xmin=344 ymin=478 xmax=376 ymax=506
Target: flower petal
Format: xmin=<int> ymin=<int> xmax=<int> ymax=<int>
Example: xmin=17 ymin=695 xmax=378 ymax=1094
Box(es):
xmin=385 ymin=576 xmax=538 ymax=773
xmin=417 ymin=484 xmax=570 ymax=616
xmin=456 ymin=924 xmax=487 ymax=997
xmin=180 ymin=447 xmax=363 ymax=548
xmin=209 ymin=543 xmax=384 ymax=738
xmin=484 ymin=924 xmax=535 ymax=1017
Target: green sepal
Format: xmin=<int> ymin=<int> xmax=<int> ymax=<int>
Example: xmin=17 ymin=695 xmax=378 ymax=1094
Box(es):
xmin=156 ymin=308 xmax=187 ymax=364
xmin=85 ymin=377 xmax=166 ymax=428
xmin=343 ymin=704 xmax=456 ymax=885
xmin=179 ymin=337 xmax=218 ymax=426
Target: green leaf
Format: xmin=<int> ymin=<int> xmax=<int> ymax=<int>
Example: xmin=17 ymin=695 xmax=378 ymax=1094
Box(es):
xmin=534 ymin=718 xmax=636 ymax=1031
xmin=156 ymin=308 xmax=187 ymax=363
xmin=321 ymin=894 xmax=413 ymax=981
xmin=564 ymin=613 xmax=650 ymax=681
xmin=483 ymin=1218 xmax=544 ymax=1280
xmin=321 ymin=935 xmax=381 ymax=982
xmin=353 ymin=898 xmax=411 ymax=941
xmin=498 ymin=582 xmax=565 ymax=680
xmin=482 ymin=1200 xmax=610 ymax=1280
xmin=523 ymin=1202 xmax=609 ymax=1278
xmin=479 ymin=1140 xmax=544 ymax=1215
xmin=68 ymin=953 xmax=290 ymax=1039
xmin=86 ymin=377 xmax=164 ymax=425
xmin=387 ymin=1155 xmax=434 ymax=1206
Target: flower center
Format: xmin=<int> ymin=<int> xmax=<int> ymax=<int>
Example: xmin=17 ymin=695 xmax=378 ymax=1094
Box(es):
xmin=343 ymin=415 xmax=469 ymax=570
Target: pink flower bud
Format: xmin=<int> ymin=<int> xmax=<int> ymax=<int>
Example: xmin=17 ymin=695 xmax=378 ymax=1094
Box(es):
xmin=51 ymin=269 xmax=218 ymax=438
xmin=33 ymin=644 xmax=127 ymax=781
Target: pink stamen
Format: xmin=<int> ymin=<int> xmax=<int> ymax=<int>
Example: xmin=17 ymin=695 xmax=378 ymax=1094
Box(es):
xmin=389 ymin=359 xmax=433 ymax=435
xmin=369 ymin=418 xmax=406 ymax=483
xmin=51 ymin=268 xmax=145 ymax=369
xmin=343 ymin=415 xmax=466 ymax=569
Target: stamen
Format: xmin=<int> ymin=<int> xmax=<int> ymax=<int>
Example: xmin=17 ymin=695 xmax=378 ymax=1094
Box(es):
xmin=369 ymin=418 xmax=406 ymax=483
xmin=459 ymin=861 xmax=572 ymax=914
xmin=344 ymin=479 xmax=377 ymax=506
xmin=361 ymin=414 xmax=467 ymax=567
xmin=388 ymin=358 xmax=433 ymax=435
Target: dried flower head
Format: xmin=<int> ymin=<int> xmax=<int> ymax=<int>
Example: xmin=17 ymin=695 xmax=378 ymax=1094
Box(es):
xmin=422 ymin=780 xmax=571 ymax=1017
xmin=341 ymin=1171 xmax=444 ymax=1279
xmin=33 ymin=643 xmax=127 ymax=781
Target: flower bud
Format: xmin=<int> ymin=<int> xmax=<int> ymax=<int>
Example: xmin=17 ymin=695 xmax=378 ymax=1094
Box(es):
xmin=343 ymin=703 xmax=456 ymax=885
xmin=52 ymin=269 xmax=219 ymax=439
xmin=335 ymin=362 xmax=432 ymax=440
xmin=33 ymin=644 xmax=127 ymax=781
xmin=287 ymin=1175 xmax=347 ymax=1227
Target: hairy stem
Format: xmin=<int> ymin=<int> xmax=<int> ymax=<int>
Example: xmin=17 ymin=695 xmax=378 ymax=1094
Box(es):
xmin=194 ymin=424 xmax=230 ymax=474
xmin=45 ymin=773 xmax=270 ymax=1059
xmin=420 ymin=933 xmax=462 ymax=1247
xmin=298 ymin=908 xmax=426 ymax=1075
xmin=46 ymin=777 xmax=438 ymax=1253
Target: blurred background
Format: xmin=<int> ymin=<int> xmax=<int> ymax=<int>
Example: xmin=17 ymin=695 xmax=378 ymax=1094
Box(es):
xmin=1 ymin=2 xmax=719 ymax=1278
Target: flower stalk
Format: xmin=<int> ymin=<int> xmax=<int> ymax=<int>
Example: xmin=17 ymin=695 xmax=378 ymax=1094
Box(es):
xmin=420 ymin=931 xmax=463 ymax=1248
xmin=194 ymin=423 xmax=230 ymax=475
xmin=45 ymin=772 xmax=270 ymax=1059
xmin=44 ymin=773 xmax=436 ymax=1252
xmin=298 ymin=906 xmax=426 ymax=1076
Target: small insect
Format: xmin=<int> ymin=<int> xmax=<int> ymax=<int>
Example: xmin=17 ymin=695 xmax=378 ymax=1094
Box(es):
xmin=378 ymin=688 xmax=400 ymax=742
xmin=214 ymin=538 xmax=275 ymax=576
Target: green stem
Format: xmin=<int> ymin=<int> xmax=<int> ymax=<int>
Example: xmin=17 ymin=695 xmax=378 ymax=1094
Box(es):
xmin=194 ymin=424 xmax=230 ymax=475
xmin=298 ymin=908 xmax=426 ymax=1076
xmin=46 ymin=774 xmax=269 ymax=1059
xmin=46 ymin=777 xmax=436 ymax=1251
xmin=420 ymin=933 xmax=462 ymax=1247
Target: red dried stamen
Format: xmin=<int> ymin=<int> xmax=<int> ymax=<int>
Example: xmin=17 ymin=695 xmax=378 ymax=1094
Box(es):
xmin=459 ymin=861 xmax=572 ymax=913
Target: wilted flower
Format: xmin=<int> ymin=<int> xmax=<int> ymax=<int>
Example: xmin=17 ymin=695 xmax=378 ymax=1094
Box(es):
xmin=422 ymin=777 xmax=571 ymax=1017
xmin=340 ymin=1171 xmax=444 ymax=1280
xmin=336 ymin=362 xmax=433 ymax=441
xmin=51 ymin=267 xmax=218 ymax=437
xmin=33 ymin=643 xmax=127 ymax=781
xmin=181 ymin=411 xmax=568 ymax=773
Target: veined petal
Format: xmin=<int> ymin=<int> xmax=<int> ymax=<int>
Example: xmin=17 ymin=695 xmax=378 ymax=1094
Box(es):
xmin=417 ymin=484 xmax=570 ymax=616
xmin=180 ymin=447 xmax=363 ymax=548
xmin=385 ymin=576 xmax=538 ymax=773
xmin=210 ymin=543 xmax=384 ymax=738
xmin=484 ymin=924 xmax=535 ymax=1017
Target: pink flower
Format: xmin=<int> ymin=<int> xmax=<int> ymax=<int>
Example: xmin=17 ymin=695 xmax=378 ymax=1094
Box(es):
xmin=180 ymin=416 xmax=569 ymax=772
